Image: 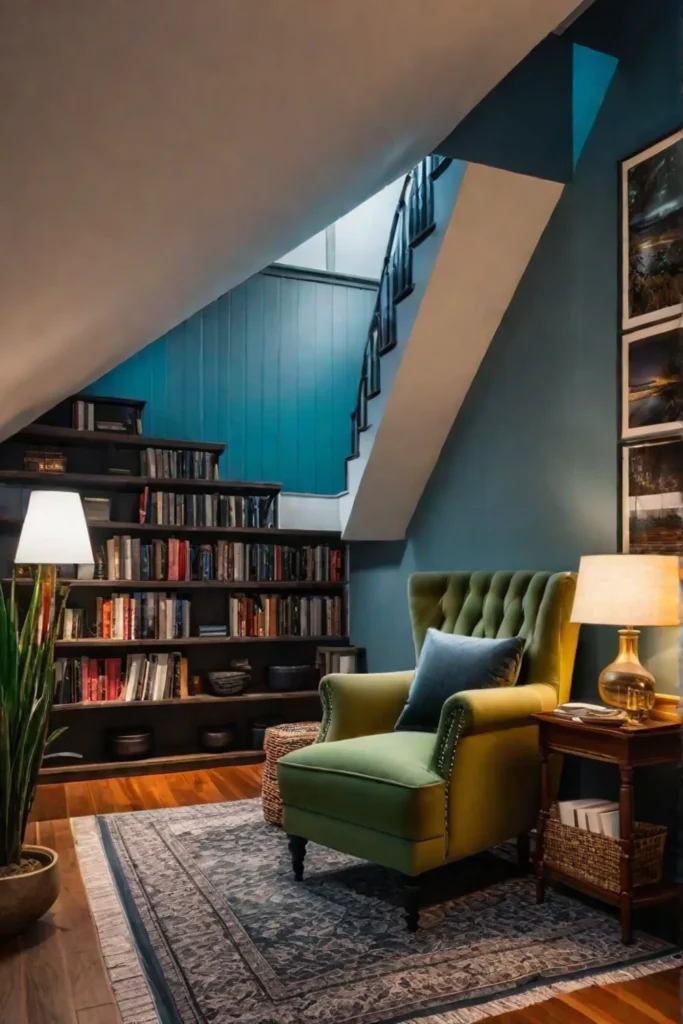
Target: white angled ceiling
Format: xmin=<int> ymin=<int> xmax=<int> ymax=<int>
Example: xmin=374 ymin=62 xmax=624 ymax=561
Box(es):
xmin=0 ymin=0 xmax=588 ymax=438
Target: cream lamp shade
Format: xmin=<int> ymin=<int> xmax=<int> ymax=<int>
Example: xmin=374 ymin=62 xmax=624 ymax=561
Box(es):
xmin=15 ymin=491 xmax=94 ymax=565
xmin=571 ymin=554 xmax=680 ymax=627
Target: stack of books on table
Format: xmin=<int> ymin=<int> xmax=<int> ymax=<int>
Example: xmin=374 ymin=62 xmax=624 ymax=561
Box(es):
xmin=558 ymin=799 xmax=621 ymax=838
xmin=551 ymin=702 xmax=625 ymax=724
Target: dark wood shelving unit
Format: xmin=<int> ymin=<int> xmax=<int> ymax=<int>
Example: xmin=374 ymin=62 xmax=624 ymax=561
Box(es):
xmin=0 ymin=469 xmax=280 ymax=494
xmin=51 ymin=689 xmax=320 ymax=711
xmin=7 ymin=578 xmax=344 ymax=591
xmin=39 ymin=749 xmax=266 ymax=782
xmin=0 ymin=392 xmax=348 ymax=781
xmin=15 ymin=423 xmax=226 ymax=453
xmin=0 ymin=517 xmax=341 ymax=540
xmin=55 ymin=635 xmax=345 ymax=648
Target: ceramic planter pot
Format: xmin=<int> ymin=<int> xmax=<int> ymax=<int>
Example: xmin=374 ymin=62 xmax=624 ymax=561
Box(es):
xmin=0 ymin=845 xmax=60 ymax=937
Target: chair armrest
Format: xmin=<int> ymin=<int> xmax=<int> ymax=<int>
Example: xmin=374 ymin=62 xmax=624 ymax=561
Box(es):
xmin=318 ymin=671 xmax=414 ymax=742
xmin=430 ymin=683 xmax=558 ymax=777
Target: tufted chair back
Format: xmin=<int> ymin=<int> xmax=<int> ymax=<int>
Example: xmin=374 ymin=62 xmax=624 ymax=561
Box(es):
xmin=408 ymin=571 xmax=578 ymax=701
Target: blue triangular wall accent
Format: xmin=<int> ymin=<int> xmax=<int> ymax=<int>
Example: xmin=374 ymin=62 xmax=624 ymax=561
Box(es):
xmin=572 ymin=43 xmax=619 ymax=168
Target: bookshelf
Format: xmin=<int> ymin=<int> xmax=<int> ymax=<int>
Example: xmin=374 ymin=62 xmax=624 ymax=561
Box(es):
xmin=0 ymin=393 xmax=350 ymax=780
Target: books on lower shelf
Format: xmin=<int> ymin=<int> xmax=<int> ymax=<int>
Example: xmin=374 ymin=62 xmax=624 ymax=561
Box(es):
xmin=54 ymin=652 xmax=188 ymax=705
xmin=94 ymin=593 xmax=191 ymax=639
xmin=558 ymin=799 xmax=621 ymax=838
xmin=139 ymin=488 xmax=276 ymax=528
xmin=228 ymin=594 xmax=343 ymax=638
xmin=141 ymin=448 xmax=219 ymax=481
xmin=104 ymin=534 xmax=343 ymax=583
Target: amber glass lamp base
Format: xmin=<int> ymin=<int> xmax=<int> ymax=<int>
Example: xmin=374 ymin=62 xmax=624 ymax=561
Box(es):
xmin=598 ymin=628 xmax=655 ymax=724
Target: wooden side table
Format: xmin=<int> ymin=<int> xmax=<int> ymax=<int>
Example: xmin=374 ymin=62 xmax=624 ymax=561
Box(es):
xmin=533 ymin=713 xmax=682 ymax=944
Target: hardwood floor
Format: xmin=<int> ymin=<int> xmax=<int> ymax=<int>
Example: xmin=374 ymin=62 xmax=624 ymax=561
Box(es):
xmin=0 ymin=765 xmax=679 ymax=1024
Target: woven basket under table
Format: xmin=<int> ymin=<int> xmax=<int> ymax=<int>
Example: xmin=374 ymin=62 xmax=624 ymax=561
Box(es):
xmin=262 ymin=721 xmax=320 ymax=826
xmin=544 ymin=804 xmax=666 ymax=893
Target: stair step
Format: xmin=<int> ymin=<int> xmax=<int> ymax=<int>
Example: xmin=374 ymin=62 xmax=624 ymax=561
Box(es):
xmin=393 ymin=282 xmax=415 ymax=305
xmin=409 ymin=222 xmax=436 ymax=248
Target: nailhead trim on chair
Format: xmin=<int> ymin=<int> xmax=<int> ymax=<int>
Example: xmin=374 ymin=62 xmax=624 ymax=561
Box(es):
xmin=439 ymin=704 xmax=467 ymax=855
xmin=317 ymin=679 xmax=333 ymax=743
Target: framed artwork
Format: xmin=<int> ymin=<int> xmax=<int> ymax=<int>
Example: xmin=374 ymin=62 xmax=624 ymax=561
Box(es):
xmin=622 ymin=320 xmax=683 ymax=439
xmin=621 ymin=128 xmax=683 ymax=330
xmin=622 ymin=438 xmax=683 ymax=553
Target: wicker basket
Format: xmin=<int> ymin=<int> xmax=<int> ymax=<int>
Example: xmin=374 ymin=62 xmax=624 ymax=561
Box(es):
xmin=544 ymin=804 xmax=666 ymax=893
xmin=262 ymin=721 xmax=320 ymax=826
xmin=206 ymin=671 xmax=249 ymax=697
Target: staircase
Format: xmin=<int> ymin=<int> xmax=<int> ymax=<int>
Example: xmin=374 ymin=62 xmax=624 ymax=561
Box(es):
xmin=340 ymin=157 xmax=564 ymax=541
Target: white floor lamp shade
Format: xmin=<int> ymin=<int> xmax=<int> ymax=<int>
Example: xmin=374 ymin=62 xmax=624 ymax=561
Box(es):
xmin=15 ymin=491 xmax=94 ymax=565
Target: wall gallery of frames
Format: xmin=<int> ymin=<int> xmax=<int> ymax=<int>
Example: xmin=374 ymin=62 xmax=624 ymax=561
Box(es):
xmin=621 ymin=126 xmax=683 ymax=559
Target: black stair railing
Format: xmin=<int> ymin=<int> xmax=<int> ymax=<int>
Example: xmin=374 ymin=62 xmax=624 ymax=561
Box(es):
xmin=348 ymin=154 xmax=451 ymax=467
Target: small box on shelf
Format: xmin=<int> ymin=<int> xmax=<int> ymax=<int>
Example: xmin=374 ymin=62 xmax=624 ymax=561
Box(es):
xmin=316 ymin=645 xmax=364 ymax=680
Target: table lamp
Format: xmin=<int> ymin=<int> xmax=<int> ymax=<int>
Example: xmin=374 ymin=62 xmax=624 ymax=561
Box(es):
xmin=571 ymin=554 xmax=680 ymax=723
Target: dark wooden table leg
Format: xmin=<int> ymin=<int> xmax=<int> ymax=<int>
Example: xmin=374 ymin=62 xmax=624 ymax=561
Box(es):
xmin=536 ymin=738 xmax=550 ymax=904
xmin=619 ymin=763 xmax=634 ymax=944
xmin=517 ymin=831 xmax=531 ymax=874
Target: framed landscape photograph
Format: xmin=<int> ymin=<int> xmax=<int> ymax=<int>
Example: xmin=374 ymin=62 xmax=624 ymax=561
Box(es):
xmin=621 ymin=128 xmax=683 ymax=330
xmin=622 ymin=320 xmax=683 ymax=438
xmin=622 ymin=438 xmax=683 ymax=553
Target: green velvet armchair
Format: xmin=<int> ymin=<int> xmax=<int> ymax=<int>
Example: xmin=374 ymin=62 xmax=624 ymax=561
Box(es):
xmin=278 ymin=570 xmax=578 ymax=929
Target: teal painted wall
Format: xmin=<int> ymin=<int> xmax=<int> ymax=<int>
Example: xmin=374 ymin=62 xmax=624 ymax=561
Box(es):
xmin=351 ymin=0 xmax=682 ymax=854
xmin=86 ymin=269 xmax=376 ymax=493
xmin=350 ymin=0 xmax=681 ymax=687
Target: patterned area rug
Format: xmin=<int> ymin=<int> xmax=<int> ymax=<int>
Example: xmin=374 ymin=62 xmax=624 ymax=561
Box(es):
xmin=72 ymin=800 xmax=680 ymax=1024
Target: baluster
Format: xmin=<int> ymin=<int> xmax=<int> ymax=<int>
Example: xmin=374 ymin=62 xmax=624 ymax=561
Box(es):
xmin=368 ymin=325 xmax=380 ymax=397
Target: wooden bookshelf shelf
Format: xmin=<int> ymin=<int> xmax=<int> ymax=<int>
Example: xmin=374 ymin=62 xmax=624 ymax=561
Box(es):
xmin=51 ymin=689 xmax=320 ymax=711
xmin=14 ymin=423 xmax=226 ymax=453
xmin=5 ymin=578 xmax=344 ymax=591
xmin=0 ymin=470 xmax=280 ymax=495
xmin=39 ymin=749 xmax=266 ymax=782
xmin=55 ymin=635 xmax=346 ymax=648
xmin=0 ymin=517 xmax=342 ymax=540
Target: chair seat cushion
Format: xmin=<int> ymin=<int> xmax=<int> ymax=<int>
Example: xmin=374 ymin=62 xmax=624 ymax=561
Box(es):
xmin=278 ymin=731 xmax=445 ymax=842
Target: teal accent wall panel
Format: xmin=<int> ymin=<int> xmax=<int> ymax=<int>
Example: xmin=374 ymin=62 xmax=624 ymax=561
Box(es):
xmin=572 ymin=44 xmax=618 ymax=168
xmin=86 ymin=270 xmax=376 ymax=493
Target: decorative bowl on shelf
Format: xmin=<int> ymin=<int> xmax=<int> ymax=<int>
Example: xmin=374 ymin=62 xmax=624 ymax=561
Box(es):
xmin=267 ymin=665 xmax=313 ymax=692
xmin=206 ymin=671 xmax=248 ymax=697
xmin=199 ymin=726 xmax=234 ymax=752
xmin=109 ymin=729 xmax=152 ymax=760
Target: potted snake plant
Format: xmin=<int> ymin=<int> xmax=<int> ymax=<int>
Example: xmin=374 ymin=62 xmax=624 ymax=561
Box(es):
xmin=0 ymin=575 xmax=68 ymax=936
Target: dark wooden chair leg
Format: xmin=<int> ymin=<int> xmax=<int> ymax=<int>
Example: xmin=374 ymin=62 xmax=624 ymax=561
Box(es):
xmin=404 ymin=878 xmax=421 ymax=932
xmin=517 ymin=830 xmax=531 ymax=874
xmin=287 ymin=834 xmax=308 ymax=881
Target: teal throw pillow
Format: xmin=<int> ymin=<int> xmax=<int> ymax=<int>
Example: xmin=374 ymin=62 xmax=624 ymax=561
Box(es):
xmin=395 ymin=628 xmax=525 ymax=732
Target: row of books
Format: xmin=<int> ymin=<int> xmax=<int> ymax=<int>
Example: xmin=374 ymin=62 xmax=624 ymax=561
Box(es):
xmin=104 ymin=535 xmax=343 ymax=582
xmin=54 ymin=653 xmax=188 ymax=705
xmin=141 ymin=448 xmax=219 ymax=481
xmin=228 ymin=595 xmax=344 ymax=638
xmin=139 ymin=489 xmax=277 ymax=528
xmin=72 ymin=399 xmax=142 ymax=434
xmin=93 ymin=593 xmax=192 ymax=640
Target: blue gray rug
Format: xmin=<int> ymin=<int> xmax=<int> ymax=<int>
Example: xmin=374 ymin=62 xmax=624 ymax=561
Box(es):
xmin=72 ymin=799 xmax=680 ymax=1024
